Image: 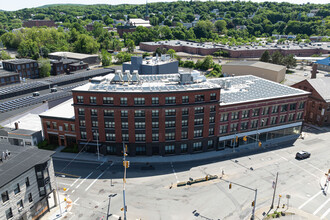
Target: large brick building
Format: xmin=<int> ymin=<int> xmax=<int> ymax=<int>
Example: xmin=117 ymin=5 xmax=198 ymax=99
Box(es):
xmin=292 ymin=77 xmax=330 ymax=126
xmin=2 ymin=59 xmax=39 ymax=79
xmin=40 ymin=71 xmax=309 ymax=157
xmin=23 ymin=20 xmax=57 ymax=28
xmin=0 ymin=70 xmax=20 ymax=87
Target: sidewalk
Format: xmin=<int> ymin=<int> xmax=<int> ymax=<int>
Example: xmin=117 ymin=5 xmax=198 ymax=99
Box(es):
xmin=41 ymin=192 xmax=73 ymax=220
xmin=254 ymin=206 xmax=320 ymax=220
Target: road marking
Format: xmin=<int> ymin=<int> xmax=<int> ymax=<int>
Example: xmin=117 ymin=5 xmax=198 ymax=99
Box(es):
xmin=96 ymin=161 xmax=105 ymax=169
xmin=321 ymin=207 xmax=330 ymax=219
xmin=85 ymin=164 xmax=113 ymax=192
xmin=71 ymin=190 xmax=75 ymax=193
xmin=75 ymin=171 xmax=94 ymax=189
xmin=55 ymin=172 xmax=80 ymax=178
xmin=170 ymin=162 xmax=179 ymax=183
xmin=70 ymin=177 xmax=81 ymax=187
xmin=73 ymin=197 xmax=80 ymax=204
xmin=313 ymin=198 xmax=330 ymax=215
xmin=57 ymin=182 xmax=71 ymax=186
xmin=112 ymin=214 xmax=120 ymax=218
xmin=307 ymin=163 xmax=325 ymax=173
xmin=299 ymin=190 xmax=323 ymax=209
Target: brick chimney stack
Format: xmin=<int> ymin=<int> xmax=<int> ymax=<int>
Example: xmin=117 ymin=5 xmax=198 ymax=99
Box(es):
xmin=311 ymin=63 xmax=318 ymax=79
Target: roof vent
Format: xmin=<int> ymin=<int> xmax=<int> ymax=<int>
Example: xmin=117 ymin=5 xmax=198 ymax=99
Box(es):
xmin=122 ymin=70 xmax=132 ymax=82
xmin=131 ymin=70 xmax=140 ymax=82
xmin=112 ymin=70 xmax=123 ymax=83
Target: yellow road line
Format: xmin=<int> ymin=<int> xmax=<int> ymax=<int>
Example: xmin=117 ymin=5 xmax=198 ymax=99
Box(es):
xmin=55 ymin=172 xmax=80 ymax=178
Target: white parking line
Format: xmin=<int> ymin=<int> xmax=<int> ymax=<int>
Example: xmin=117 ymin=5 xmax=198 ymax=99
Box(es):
xmin=75 ymin=171 xmax=94 ymax=189
xmin=299 ymin=190 xmax=323 ymax=209
xmin=313 ymin=198 xmax=330 ymax=215
xmin=170 ymin=162 xmax=179 ymax=183
xmin=321 ymin=207 xmax=330 ymax=219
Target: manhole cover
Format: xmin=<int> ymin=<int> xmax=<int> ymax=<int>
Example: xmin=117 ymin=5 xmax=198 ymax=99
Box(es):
xmin=95 ymin=205 xmax=98 ymax=208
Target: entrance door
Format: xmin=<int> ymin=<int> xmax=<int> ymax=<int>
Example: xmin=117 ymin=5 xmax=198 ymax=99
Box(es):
xmin=152 ymin=146 xmax=159 ymax=155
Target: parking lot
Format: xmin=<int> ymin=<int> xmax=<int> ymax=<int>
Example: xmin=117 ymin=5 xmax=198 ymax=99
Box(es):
xmin=53 ymin=126 xmax=330 ymax=220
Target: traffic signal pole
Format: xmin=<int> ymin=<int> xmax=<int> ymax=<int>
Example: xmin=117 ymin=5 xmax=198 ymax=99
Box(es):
xmin=122 ymin=143 xmax=128 ymax=220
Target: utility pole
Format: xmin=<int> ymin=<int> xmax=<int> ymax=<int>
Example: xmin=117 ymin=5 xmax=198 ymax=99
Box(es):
xmin=122 ymin=143 xmax=129 ymax=220
xmin=271 ymin=172 xmax=279 ymax=209
xmin=251 ymin=189 xmax=257 ymax=220
xmin=93 ymin=130 xmax=100 ymax=160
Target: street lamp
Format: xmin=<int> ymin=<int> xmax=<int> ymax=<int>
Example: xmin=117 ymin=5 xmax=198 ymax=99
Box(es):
xmin=106 ymin=193 xmax=117 ymax=220
xmin=92 ymin=130 xmax=100 ymax=160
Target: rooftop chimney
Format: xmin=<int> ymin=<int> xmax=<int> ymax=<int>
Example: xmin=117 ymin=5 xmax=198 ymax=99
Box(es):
xmin=14 ymin=122 xmax=19 ymax=130
xmin=311 ymin=63 xmax=318 ymax=79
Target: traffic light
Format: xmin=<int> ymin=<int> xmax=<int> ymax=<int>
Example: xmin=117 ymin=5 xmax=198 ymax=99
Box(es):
xmin=258 ymin=141 xmax=262 ymax=147
xmin=205 ymin=175 xmax=209 ymax=181
xmin=123 ymin=161 xmax=130 ymax=168
xmin=328 ymin=169 xmax=330 ymax=174
xmin=229 ymin=183 xmax=232 ymax=189
xmin=243 ymin=136 xmax=247 ymax=142
xmin=63 ymin=188 xmax=67 ymax=191
xmin=236 ymin=136 xmax=238 ymax=142
xmin=251 ymin=201 xmax=255 ymax=207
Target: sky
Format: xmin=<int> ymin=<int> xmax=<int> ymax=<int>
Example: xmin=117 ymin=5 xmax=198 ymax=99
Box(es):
xmin=1 ymin=0 xmax=329 ymax=11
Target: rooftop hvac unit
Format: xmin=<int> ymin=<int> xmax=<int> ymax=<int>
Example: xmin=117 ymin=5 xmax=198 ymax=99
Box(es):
xmin=112 ymin=70 xmax=123 ymax=83
xmin=122 ymin=70 xmax=132 ymax=82
xmin=131 ymin=70 xmax=140 ymax=82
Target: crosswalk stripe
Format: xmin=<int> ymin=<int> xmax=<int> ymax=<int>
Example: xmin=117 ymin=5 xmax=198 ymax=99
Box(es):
xmin=313 ymin=198 xmax=330 ymax=215
xmin=299 ymin=190 xmax=323 ymax=210
xmin=321 ymin=207 xmax=330 ymax=219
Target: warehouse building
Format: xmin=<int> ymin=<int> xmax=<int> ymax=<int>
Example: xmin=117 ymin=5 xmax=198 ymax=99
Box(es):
xmin=222 ymin=61 xmax=286 ymax=83
xmin=2 ymin=59 xmax=39 ymax=79
xmin=49 ymin=52 xmax=100 ymax=65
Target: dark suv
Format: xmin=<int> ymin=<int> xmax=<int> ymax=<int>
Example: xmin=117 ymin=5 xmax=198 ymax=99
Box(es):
xmin=295 ymin=151 xmax=311 ymax=160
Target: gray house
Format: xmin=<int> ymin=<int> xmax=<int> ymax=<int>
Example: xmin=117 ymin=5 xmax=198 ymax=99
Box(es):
xmin=0 ymin=127 xmax=42 ymax=147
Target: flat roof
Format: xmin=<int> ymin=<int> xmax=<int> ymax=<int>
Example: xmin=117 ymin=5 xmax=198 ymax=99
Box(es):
xmin=315 ymin=57 xmax=330 ymax=66
xmin=222 ymin=61 xmax=286 ymax=72
xmin=0 ymin=143 xmax=54 ymax=188
xmin=3 ymin=113 xmax=42 ymax=132
xmin=0 ymin=69 xmax=19 ymax=77
xmin=8 ymin=129 xmax=38 ymax=135
xmin=39 ymin=99 xmax=74 ymax=119
xmin=2 ymin=59 xmax=36 ymax=64
xmin=143 ymin=40 xmax=222 ymax=49
xmin=49 ymin=52 xmax=98 ymax=60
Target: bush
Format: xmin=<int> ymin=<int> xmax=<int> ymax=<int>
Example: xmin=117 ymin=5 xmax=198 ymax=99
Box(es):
xmin=37 ymin=140 xmax=58 ymax=150
xmin=183 ymin=60 xmax=195 ymax=68
xmin=61 ymin=144 xmax=79 ymax=153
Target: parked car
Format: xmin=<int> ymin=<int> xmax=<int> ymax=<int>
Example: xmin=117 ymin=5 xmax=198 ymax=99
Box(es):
xmin=295 ymin=151 xmax=311 ymax=160
xmin=32 ymin=92 xmax=40 ymax=97
xmin=50 ymin=88 xmax=57 ymax=93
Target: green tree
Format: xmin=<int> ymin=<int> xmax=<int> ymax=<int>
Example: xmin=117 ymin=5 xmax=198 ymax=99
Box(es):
xmin=38 ymin=58 xmax=51 ymax=78
xmin=215 ymin=20 xmax=227 ymax=33
xmin=271 ymin=51 xmax=283 ymax=65
xmin=200 ymin=56 xmax=214 ymax=70
xmin=73 ymin=34 xmax=100 ymax=54
xmin=260 ymin=50 xmax=271 ymax=63
xmin=115 ymin=52 xmax=132 ymax=64
xmin=0 ymin=50 xmax=12 ymax=60
xmin=167 ymin=49 xmax=176 ymax=58
xmin=101 ymin=49 xmax=112 ymax=66
xmin=18 ymin=39 xmax=39 ymax=59
xmin=282 ymin=54 xmax=297 ymax=68
xmin=194 ymin=20 xmax=214 ymax=39
xmin=126 ymin=39 xmax=135 ymax=53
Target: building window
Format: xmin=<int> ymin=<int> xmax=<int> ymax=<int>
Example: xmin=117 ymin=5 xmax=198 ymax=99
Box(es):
xmin=80 ymin=131 xmax=87 ymax=139
xmin=105 ymin=121 xmax=115 ymax=128
xmin=135 ymin=122 xmax=146 ymax=129
xmin=208 ymin=140 xmax=214 ymax=148
xmin=220 ymin=113 xmax=229 ymax=122
xmin=165 ymin=121 xmax=176 ymax=128
xmin=182 ymin=96 xmax=189 ymax=104
xmin=210 ymin=93 xmax=216 ymax=100
xmin=105 ymin=133 xmax=116 ymax=141
xmin=181 ymin=119 xmax=187 ymax=126
xmin=181 ymin=131 xmax=188 ymax=139
xmin=46 ymin=121 xmax=50 ymax=129
xmin=165 ymin=109 xmax=176 ymax=116
xmin=182 ymin=108 xmax=189 ymax=115
xmin=195 ymin=107 xmax=204 ymax=114
xmin=104 ymin=110 xmax=114 ymax=116
xmin=152 ymin=110 xmax=159 ymax=117
xmin=240 ymin=122 xmax=249 ymax=130
xmin=165 ymin=97 xmax=176 ymax=104
xmin=152 ymin=97 xmax=159 ymax=105
xmin=210 ymin=106 xmax=216 ymax=112
xmin=52 ymin=122 xmax=57 ymax=129
xmin=193 ymin=142 xmax=202 ymax=151
xmin=92 ymin=120 xmax=98 ymax=127
xmin=134 ymin=97 xmax=145 ymax=105
xmin=209 ymin=116 xmax=215 ymax=123
xmin=231 ymin=112 xmax=239 ymax=120
xmin=194 ymin=129 xmax=203 ymax=138
xmin=78 ymin=108 xmax=85 ymax=115
xmin=242 ymin=110 xmax=250 ymax=118
xmin=28 ymin=193 xmax=33 ymax=203
xmin=5 ymin=208 xmax=13 ymax=219
xmin=326 ymin=105 xmax=330 ymax=112
xmin=120 ymin=97 xmax=127 ymax=105
xmin=152 ymin=133 xmax=159 ymax=141
xmin=272 ymin=105 xmax=279 ymax=113
xmin=103 ymin=97 xmax=114 ymax=104
xmin=152 ymin=122 xmax=159 ymax=128
xmin=26 ymin=177 xmax=30 ymax=187
xmin=165 ymin=132 xmax=175 ymax=140
xmin=14 ymin=183 xmax=20 ymax=195
xmin=92 ymin=131 xmax=99 ymax=140
xmin=135 ymin=134 xmax=146 ymax=141
xmin=195 ymin=94 xmax=205 ymax=102
xmin=279 ymin=115 xmax=286 ymax=123
xmin=270 ymin=116 xmax=277 ymax=125
xmin=107 ymin=146 xmax=116 ymax=154
xmin=262 ymin=107 xmax=269 ymax=115
xmin=251 ymin=120 xmax=258 ymax=128
xmin=1 ymin=191 xmax=9 ymax=203
xmin=220 ymin=125 xmax=228 ymax=134
xmin=17 ymin=199 xmax=23 ymax=210
xmin=289 ymin=103 xmax=296 ymax=111
xmin=288 ymin=113 xmax=295 ymax=122
xmin=90 ymin=97 xmax=96 ymax=104
xmin=165 ymin=145 xmax=175 ymax=154
xmin=230 ymin=123 xmax=238 ymax=132
xmin=122 ymin=134 xmax=129 ymax=141
xmin=71 ymin=124 xmax=75 ymax=131
xmin=209 ymin=128 xmax=214 ymax=135
xmin=297 ymin=112 xmax=303 ymax=120
xmin=79 ymin=120 xmax=86 ymax=127
xmin=181 ymin=144 xmax=187 ymax=153
xmin=260 ymin=118 xmax=268 ymax=127
xmin=281 ymin=104 xmax=288 ymax=112
xmin=252 ymin=108 xmax=260 ymax=117
xmin=122 ymin=122 xmax=128 ymax=129
xmin=121 ymin=110 xmax=128 ymax=117
xmin=91 ymin=109 xmax=98 ymax=116
xmin=136 ymin=146 xmax=146 ymax=155
xmin=298 ymin=102 xmax=305 ymax=109
xmin=194 ymin=118 xmax=203 ymax=125
xmin=134 ymin=110 xmax=145 ymax=117
xmin=77 ymin=96 xmax=84 ymax=103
